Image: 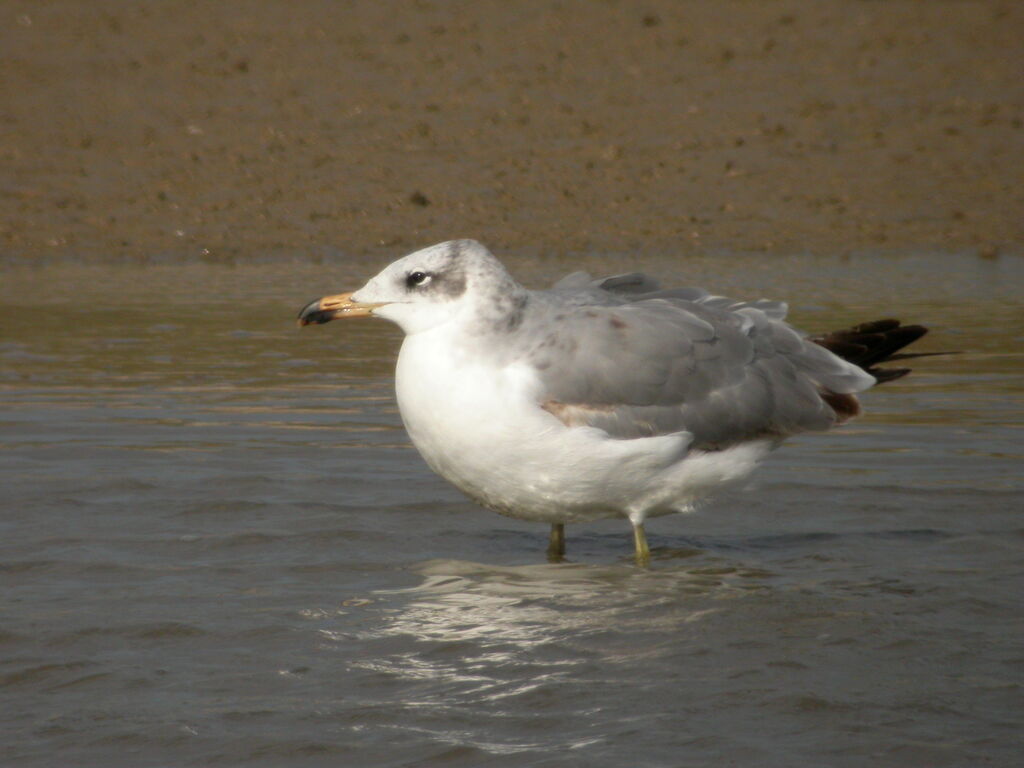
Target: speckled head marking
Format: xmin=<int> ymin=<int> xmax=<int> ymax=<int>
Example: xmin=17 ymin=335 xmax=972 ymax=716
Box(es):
xmin=396 ymin=239 xmax=468 ymax=301
xmin=423 ymin=240 xmax=531 ymax=336
xmin=477 ymin=291 xmax=528 ymax=334
xmin=330 ymin=239 xmax=525 ymax=336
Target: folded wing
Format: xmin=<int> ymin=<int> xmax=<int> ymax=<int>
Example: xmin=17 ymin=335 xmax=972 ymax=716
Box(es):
xmin=526 ymin=274 xmax=876 ymax=447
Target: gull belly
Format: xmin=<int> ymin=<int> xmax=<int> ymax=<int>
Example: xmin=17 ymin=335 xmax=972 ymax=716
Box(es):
xmin=394 ymin=323 xmax=756 ymax=525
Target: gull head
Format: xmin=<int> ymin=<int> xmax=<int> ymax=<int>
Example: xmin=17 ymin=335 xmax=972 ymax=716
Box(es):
xmin=297 ymin=239 xmax=518 ymax=335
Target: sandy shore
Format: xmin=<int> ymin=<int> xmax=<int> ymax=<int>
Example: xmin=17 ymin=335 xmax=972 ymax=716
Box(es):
xmin=1 ymin=0 xmax=1021 ymax=262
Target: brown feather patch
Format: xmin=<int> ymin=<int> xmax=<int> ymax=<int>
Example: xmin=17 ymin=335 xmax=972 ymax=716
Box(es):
xmin=541 ymin=400 xmax=613 ymax=427
xmin=821 ymin=391 xmax=861 ymax=423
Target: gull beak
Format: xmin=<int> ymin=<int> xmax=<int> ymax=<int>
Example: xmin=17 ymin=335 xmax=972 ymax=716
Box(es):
xmin=296 ymin=292 xmax=385 ymax=326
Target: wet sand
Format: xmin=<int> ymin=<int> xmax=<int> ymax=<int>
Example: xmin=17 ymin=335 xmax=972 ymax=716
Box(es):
xmin=2 ymin=0 xmax=1022 ymax=263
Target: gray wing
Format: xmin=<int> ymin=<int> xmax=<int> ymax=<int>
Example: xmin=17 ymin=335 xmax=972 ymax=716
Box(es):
xmin=524 ymin=276 xmax=875 ymax=447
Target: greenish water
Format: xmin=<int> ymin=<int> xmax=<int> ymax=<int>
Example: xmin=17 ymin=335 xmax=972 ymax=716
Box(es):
xmin=2 ymin=250 xmax=1022 ymax=767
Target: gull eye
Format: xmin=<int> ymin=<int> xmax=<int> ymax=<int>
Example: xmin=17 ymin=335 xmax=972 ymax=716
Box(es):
xmin=406 ymin=271 xmax=431 ymax=288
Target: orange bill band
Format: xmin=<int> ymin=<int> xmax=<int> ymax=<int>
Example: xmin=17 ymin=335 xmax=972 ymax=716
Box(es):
xmin=296 ymin=292 xmax=385 ymax=325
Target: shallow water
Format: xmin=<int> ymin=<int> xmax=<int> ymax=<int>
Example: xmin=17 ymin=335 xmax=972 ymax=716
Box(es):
xmin=2 ymin=250 xmax=1022 ymax=767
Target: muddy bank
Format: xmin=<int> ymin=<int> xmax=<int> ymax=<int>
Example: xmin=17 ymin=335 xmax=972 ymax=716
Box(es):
xmin=2 ymin=0 xmax=1021 ymax=262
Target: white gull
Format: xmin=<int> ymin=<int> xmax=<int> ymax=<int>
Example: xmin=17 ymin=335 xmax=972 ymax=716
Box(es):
xmin=298 ymin=239 xmax=928 ymax=564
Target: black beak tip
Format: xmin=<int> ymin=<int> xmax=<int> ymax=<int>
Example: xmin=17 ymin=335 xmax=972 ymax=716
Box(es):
xmin=297 ymin=299 xmax=331 ymax=326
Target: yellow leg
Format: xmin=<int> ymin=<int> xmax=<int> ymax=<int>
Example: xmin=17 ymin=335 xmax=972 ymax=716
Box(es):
xmin=632 ymin=520 xmax=650 ymax=567
xmin=547 ymin=523 xmax=566 ymax=561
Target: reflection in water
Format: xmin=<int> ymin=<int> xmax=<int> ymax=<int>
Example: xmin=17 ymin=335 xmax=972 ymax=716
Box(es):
xmin=321 ymin=560 xmax=774 ymax=753
xmin=372 ymin=561 xmax=722 ymax=644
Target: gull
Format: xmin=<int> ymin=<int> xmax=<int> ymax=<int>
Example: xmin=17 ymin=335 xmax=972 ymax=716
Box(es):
xmin=298 ymin=240 xmax=928 ymax=565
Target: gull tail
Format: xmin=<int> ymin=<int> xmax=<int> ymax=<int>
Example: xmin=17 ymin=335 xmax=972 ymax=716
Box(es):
xmin=812 ymin=318 xmax=936 ymax=384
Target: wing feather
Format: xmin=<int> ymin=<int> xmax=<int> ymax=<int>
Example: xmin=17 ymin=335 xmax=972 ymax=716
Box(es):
xmin=526 ymin=276 xmax=875 ymax=447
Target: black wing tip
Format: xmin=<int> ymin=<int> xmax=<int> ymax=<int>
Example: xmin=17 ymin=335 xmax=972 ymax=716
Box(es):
xmin=868 ymin=367 xmax=912 ymax=384
xmin=814 ymin=319 xmax=937 ymax=384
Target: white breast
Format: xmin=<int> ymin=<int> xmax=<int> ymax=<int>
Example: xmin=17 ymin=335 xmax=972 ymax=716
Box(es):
xmin=392 ymin=325 xmax=711 ymax=523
